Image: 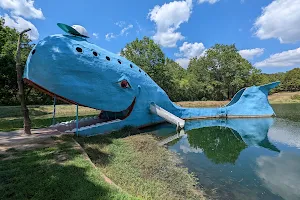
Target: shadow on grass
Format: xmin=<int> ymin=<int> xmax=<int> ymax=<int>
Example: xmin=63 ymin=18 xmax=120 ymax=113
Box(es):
xmin=75 ymin=126 xmax=141 ymax=167
xmin=0 ymin=105 xmax=50 ymax=119
xmin=0 ymin=137 xmax=129 ymax=200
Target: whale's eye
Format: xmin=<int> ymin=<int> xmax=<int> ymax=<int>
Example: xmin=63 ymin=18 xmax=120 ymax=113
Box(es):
xmin=118 ymin=59 xmax=121 ymax=64
xmin=93 ymin=51 xmax=98 ymax=56
xmin=130 ymin=64 xmax=133 ymax=68
xmin=76 ymin=47 xmax=82 ymax=53
xmin=119 ymin=80 xmax=131 ymax=88
xmin=106 ymin=56 xmax=110 ymax=61
xmin=32 ymin=49 xmax=36 ymax=55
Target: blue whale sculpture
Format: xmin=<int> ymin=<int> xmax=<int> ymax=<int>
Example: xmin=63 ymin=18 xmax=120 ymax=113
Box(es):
xmin=23 ymin=34 xmax=280 ymax=136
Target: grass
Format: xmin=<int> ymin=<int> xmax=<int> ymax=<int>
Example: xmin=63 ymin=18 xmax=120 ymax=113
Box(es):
xmin=268 ymin=91 xmax=300 ymax=104
xmin=0 ymin=105 xmax=98 ymax=132
xmin=291 ymin=94 xmax=300 ymax=100
xmin=76 ymin=127 xmax=205 ymax=200
xmin=0 ymin=135 xmax=138 ymax=200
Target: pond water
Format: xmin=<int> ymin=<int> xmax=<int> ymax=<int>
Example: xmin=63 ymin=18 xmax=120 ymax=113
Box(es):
xmin=143 ymin=103 xmax=300 ymax=200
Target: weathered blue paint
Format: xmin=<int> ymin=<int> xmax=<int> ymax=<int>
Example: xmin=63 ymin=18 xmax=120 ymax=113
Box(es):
xmin=23 ymin=34 xmax=280 ymax=136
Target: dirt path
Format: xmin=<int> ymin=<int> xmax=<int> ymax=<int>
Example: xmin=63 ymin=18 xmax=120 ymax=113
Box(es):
xmin=0 ymin=128 xmax=73 ymax=152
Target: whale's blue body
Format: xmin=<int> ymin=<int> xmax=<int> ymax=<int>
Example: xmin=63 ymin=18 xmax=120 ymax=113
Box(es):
xmin=24 ymin=34 xmax=280 ymax=136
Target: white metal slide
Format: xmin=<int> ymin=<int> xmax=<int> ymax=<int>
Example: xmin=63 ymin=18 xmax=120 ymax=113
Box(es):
xmin=150 ymin=103 xmax=185 ymax=129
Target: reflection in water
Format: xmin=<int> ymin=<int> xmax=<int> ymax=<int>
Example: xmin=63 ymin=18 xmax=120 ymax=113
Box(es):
xmin=256 ymin=152 xmax=300 ymax=200
xmin=268 ymin=118 xmax=300 ymax=148
xmin=188 ymin=127 xmax=246 ymax=164
xmin=163 ymin=118 xmax=279 ymax=164
xmin=148 ymin=106 xmax=300 ymax=200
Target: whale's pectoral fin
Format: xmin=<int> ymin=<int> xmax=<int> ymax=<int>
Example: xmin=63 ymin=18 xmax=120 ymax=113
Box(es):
xmin=258 ymin=81 xmax=281 ymax=94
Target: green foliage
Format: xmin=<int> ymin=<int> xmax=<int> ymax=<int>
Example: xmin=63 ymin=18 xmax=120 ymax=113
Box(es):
xmin=283 ymin=68 xmax=300 ymax=92
xmin=0 ymin=17 xmax=52 ymax=106
xmin=187 ymin=127 xmax=247 ymax=164
xmin=188 ymin=44 xmax=259 ymax=100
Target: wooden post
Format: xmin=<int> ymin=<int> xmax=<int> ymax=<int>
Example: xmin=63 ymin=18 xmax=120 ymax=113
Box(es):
xmin=16 ymin=28 xmax=31 ymax=135
xmin=52 ymin=96 xmax=56 ymax=125
xmin=76 ymin=105 xmax=79 ymax=136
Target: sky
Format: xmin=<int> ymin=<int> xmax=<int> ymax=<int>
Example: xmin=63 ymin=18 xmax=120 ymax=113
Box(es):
xmin=0 ymin=0 xmax=300 ymax=74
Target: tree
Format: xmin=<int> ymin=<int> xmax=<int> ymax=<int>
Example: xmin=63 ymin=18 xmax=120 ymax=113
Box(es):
xmin=283 ymin=68 xmax=300 ymax=91
xmin=16 ymin=28 xmax=32 ymax=135
xmin=121 ymin=37 xmax=175 ymax=98
xmin=0 ymin=17 xmax=52 ymax=106
xmin=187 ymin=44 xmax=259 ymax=100
xmin=120 ymin=36 xmax=165 ymax=76
xmin=188 ymin=127 xmax=247 ymax=164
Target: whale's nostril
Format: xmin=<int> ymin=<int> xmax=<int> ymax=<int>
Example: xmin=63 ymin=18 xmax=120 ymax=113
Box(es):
xmin=32 ymin=49 xmax=36 ymax=55
xmin=76 ymin=47 xmax=82 ymax=53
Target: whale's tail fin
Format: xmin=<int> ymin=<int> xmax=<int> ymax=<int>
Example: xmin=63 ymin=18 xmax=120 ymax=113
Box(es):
xmin=226 ymin=81 xmax=280 ymax=117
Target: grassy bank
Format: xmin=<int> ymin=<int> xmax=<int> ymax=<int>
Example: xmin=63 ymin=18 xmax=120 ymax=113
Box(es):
xmin=76 ymin=127 xmax=204 ymax=200
xmin=0 ymin=91 xmax=299 ymax=132
xmin=0 ymin=135 xmax=137 ymax=200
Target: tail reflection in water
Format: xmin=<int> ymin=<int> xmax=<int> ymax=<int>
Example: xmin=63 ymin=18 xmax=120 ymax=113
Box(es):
xmin=159 ymin=118 xmax=279 ymax=164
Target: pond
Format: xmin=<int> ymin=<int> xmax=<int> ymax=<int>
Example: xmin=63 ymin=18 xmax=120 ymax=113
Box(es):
xmin=142 ymin=103 xmax=300 ymax=200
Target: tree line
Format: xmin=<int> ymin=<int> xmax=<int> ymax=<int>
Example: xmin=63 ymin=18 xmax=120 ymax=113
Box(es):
xmin=1 ymin=18 xmax=299 ymax=106
xmin=121 ymin=37 xmax=300 ymax=102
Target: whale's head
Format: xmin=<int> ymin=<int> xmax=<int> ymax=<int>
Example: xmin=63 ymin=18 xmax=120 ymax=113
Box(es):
xmin=24 ymin=34 xmax=151 ymax=113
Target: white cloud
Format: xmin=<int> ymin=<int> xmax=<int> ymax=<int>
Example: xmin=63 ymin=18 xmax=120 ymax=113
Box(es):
xmin=2 ymin=14 xmax=39 ymax=40
xmin=238 ymin=48 xmax=264 ymax=60
xmin=0 ymin=0 xmax=44 ymax=19
xmin=115 ymin=21 xmax=125 ymax=27
xmin=105 ymin=33 xmax=116 ymax=41
xmin=176 ymin=42 xmax=206 ymax=58
xmin=254 ymin=0 xmax=300 ymax=43
xmin=254 ymin=48 xmax=300 ymax=68
xmin=120 ymin=24 xmax=133 ymax=36
xmin=148 ymin=0 xmax=192 ymax=47
xmin=92 ymin=32 xmax=99 ymax=39
xmin=153 ymin=29 xmax=184 ymax=48
xmin=175 ymin=42 xmax=206 ymax=68
xmin=135 ymin=20 xmax=142 ymax=34
xmin=198 ymin=0 xmax=219 ymax=4
xmin=256 ymin=152 xmax=300 ymax=200
xmin=175 ymin=58 xmax=190 ymax=69
xmin=105 ymin=23 xmax=133 ymax=41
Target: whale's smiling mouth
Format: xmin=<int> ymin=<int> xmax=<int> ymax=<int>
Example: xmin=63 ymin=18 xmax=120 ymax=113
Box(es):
xmin=24 ymin=78 xmax=136 ymax=131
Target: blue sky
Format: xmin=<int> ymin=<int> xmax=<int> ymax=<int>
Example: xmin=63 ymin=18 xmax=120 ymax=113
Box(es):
xmin=1 ymin=0 xmax=300 ymax=73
